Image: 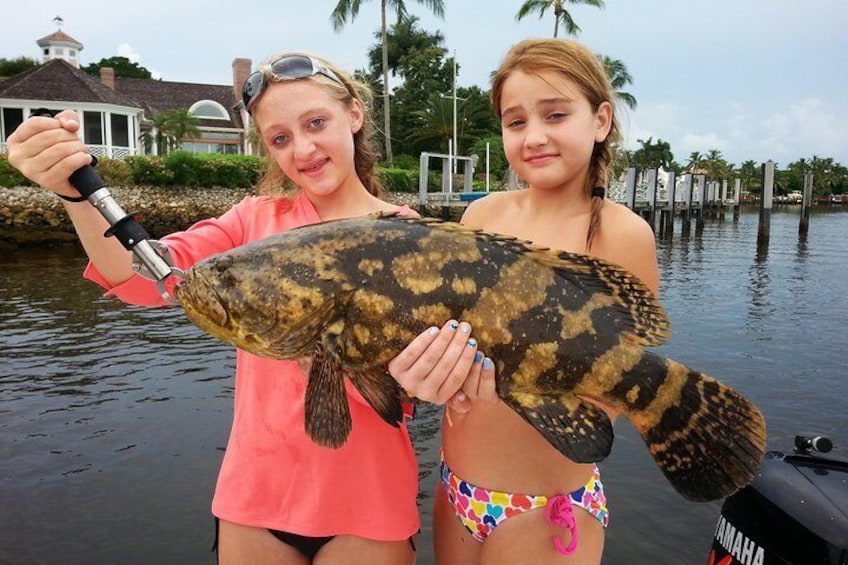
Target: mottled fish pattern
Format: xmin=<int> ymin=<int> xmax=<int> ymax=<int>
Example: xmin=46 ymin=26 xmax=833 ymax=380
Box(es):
xmin=174 ymin=214 xmax=766 ymax=502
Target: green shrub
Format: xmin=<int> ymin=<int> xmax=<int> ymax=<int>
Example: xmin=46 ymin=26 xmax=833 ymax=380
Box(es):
xmin=95 ymin=157 xmax=133 ymax=187
xmin=378 ymin=167 xmax=417 ymax=193
xmin=0 ymin=153 xmax=32 ymax=187
xmin=195 ymin=154 xmax=264 ymax=188
xmin=390 ymin=154 xmax=419 ymax=171
xmin=125 ymin=155 xmax=173 ymax=186
xmin=468 ymin=135 xmax=506 ymax=179
xmin=166 ymin=150 xmax=201 ymax=186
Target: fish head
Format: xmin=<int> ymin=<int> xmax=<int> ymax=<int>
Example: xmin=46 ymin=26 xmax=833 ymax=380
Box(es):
xmin=174 ymin=243 xmax=350 ymax=360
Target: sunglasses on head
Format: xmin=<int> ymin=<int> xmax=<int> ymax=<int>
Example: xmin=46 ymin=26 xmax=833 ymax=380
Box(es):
xmin=242 ymin=55 xmax=345 ymax=113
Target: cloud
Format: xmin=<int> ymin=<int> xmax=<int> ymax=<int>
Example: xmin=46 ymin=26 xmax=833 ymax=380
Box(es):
xmin=759 ymin=98 xmax=848 ymax=163
xmin=116 ymin=42 xmax=160 ymax=79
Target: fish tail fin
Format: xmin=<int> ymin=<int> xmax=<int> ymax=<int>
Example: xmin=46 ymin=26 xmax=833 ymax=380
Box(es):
xmin=625 ymin=356 xmax=767 ymax=501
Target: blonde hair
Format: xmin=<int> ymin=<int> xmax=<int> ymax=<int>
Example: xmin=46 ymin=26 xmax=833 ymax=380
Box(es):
xmin=251 ymin=52 xmax=382 ymax=198
xmin=492 ymin=39 xmax=620 ymax=252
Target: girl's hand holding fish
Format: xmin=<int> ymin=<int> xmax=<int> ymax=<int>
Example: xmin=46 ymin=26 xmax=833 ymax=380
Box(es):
xmin=387 ymin=319 xmax=486 ymax=405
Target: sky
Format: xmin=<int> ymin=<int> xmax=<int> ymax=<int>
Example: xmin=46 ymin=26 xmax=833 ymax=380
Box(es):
xmin=4 ymin=0 xmax=847 ymax=167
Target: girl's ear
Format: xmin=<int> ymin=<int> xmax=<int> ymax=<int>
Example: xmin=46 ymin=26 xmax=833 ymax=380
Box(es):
xmin=349 ymin=98 xmax=364 ymax=134
xmin=594 ymin=101 xmax=613 ymax=143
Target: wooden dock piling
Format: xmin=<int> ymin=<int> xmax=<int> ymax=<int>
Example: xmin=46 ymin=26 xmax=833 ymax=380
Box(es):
xmin=799 ymin=172 xmax=814 ymax=236
xmin=758 ymin=161 xmax=775 ymax=251
xmin=681 ymin=174 xmax=694 ymax=237
xmin=733 ymin=179 xmax=741 ymax=221
xmin=661 ymin=171 xmax=677 ymax=236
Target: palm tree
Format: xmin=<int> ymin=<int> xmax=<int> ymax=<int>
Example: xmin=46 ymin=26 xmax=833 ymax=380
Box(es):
xmin=516 ymin=0 xmax=605 ymax=37
xmin=165 ymin=109 xmax=201 ymax=144
xmin=330 ymin=0 xmax=446 ymax=167
xmin=687 ymin=151 xmax=704 ymax=173
xmin=597 ymin=54 xmax=637 ymax=110
xmin=633 ymin=137 xmax=673 ymax=170
xmin=367 ymin=15 xmax=445 ymax=79
xmin=139 ymin=109 xmax=200 ymax=156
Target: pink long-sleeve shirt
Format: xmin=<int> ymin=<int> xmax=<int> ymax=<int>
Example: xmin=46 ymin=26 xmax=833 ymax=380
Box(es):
xmin=84 ymin=192 xmax=420 ymax=540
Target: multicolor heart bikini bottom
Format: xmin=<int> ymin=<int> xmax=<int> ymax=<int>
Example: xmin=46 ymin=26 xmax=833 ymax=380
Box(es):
xmin=439 ymin=452 xmax=609 ymax=555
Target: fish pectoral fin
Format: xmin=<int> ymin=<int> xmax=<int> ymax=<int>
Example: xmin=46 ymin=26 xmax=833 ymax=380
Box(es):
xmin=267 ymin=290 xmax=355 ymax=359
xmin=304 ymin=352 xmax=351 ymax=449
xmin=506 ymin=392 xmax=614 ymax=463
xmin=348 ymin=368 xmax=404 ymax=428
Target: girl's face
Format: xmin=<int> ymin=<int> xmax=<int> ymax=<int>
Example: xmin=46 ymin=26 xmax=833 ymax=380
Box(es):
xmin=499 ymin=70 xmax=611 ymax=193
xmin=252 ymin=79 xmax=364 ymax=198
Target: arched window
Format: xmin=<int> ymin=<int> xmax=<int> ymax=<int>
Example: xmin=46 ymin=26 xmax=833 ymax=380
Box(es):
xmin=188 ymin=100 xmax=229 ymax=120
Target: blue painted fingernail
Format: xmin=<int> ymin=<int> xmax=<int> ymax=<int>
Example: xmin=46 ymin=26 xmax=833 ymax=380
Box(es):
xmin=448 ymin=320 xmax=459 ymax=330
xmin=482 ymin=358 xmax=493 ymax=370
xmin=467 ymin=338 xmax=477 ymax=348
xmin=474 ymin=351 xmax=483 ymax=363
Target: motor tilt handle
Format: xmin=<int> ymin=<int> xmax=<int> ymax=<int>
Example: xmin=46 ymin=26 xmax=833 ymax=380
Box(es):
xmin=32 ymin=108 xmax=182 ymax=299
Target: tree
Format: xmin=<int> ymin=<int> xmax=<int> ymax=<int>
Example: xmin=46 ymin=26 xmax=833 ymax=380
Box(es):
xmin=597 ymin=54 xmax=637 ymax=110
xmin=366 ymin=15 xmax=445 ymax=78
xmin=330 ymin=0 xmax=446 ymax=167
xmin=738 ymin=160 xmax=761 ymax=195
xmin=633 ymin=137 xmax=674 ymax=170
xmin=139 ymin=109 xmax=200 ymax=155
xmin=391 ymin=47 xmax=453 ymax=156
xmin=0 ymin=56 xmax=38 ymax=78
xmin=83 ymin=56 xmax=153 ymax=79
xmin=786 ymin=155 xmax=848 ymax=196
xmin=702 ymin=148 xmax=732 ymax=181
xmin=516 ymin=0 xmax=605 ymax=37
xmin=686 ymin=151 xmax=704 ymax=172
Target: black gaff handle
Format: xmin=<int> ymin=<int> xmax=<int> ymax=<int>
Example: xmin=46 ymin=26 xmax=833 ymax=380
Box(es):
xmin=31 ymin=108 xmax=183 ymax=298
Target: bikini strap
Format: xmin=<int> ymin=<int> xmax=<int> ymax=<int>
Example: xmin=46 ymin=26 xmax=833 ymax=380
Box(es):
xmin=545 ymin=494 xmax=578 ymax=556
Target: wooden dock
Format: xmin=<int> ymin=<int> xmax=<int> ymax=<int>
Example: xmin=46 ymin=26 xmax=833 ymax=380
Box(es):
xmin=420 ymin=167 xmax=739 ymax=234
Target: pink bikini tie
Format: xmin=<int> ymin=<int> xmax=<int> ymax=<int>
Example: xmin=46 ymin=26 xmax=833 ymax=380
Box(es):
xmin=545 ymin=494 xmax=578 ymax=556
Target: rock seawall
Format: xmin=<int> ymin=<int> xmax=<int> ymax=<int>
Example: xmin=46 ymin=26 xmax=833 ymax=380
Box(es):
xmin=0 ymin=186 xmax=423 ymax=246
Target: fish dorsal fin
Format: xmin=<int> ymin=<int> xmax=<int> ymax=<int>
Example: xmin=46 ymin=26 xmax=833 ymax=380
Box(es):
xmin=375 ymin=215 xmax=670 ymax=347
xmin=535 ymin=248 xmax=669 ymax=347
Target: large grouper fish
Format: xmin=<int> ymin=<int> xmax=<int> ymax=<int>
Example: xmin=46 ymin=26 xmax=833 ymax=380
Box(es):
xmin=173 ymin=213 xmax=766 ymax=502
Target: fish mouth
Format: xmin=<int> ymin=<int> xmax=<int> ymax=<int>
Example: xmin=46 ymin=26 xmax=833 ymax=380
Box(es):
xmin=175 ymin=271 xmax=230 ymax=331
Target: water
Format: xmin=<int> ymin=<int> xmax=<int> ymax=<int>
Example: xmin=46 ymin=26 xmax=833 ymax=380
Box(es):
xmin=1 ymin=208 xmax=846 ymax=564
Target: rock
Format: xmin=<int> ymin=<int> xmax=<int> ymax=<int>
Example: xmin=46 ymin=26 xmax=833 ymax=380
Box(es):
xmin=0 ymin=186 xmax=425 ymax=246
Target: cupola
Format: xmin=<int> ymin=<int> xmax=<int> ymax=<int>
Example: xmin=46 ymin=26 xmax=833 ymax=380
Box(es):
xmin=36 ymin=17 xmax=83 ymax=68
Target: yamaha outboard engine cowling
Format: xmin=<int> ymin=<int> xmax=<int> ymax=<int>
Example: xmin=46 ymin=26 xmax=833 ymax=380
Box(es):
xmin=709 ymin=435 xmax=848 ymax=565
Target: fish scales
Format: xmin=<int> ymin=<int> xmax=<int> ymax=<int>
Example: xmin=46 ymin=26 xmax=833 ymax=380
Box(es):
xmin=174 ymin=213 xmax=766 ymax=502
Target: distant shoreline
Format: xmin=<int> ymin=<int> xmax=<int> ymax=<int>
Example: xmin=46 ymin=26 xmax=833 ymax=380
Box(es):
xmin=0 ymin=186 xmax=423 ymax=246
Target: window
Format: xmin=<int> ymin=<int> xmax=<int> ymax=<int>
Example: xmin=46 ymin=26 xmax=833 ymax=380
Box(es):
xmin=111 ymin=114 xmax=130 ymax=147
xmin=181 ymin=141 xmax=240 ymax=154
xmin=69 ymin=50 xmax=76 ymax=57
xmin=199 ymin=131 xmax=240 ymax=140
xmin=83 ymin=111 xmax=104 ymax=145
xmin=2 ymin=108 xmax=24 ymax=141
xmin=189 ymin=100 xmax=228 ymax=120
xmin=43 ymin=48 xmax=49 ymax=56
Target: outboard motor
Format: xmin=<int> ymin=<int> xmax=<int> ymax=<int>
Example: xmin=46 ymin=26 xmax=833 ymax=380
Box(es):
xmin=708 ymin=435 xmax=848 ymax=565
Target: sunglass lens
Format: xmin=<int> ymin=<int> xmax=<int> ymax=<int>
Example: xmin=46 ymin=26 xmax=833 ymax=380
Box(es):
xmin=243 ymin=72 xmax=263 ymax=105
xmin=270 ymin=56 xmax=314 ymax=80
